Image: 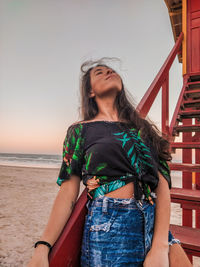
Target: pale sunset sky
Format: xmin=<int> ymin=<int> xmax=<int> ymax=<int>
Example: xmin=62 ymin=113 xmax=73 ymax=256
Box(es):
xmin=0 ymin=0 xmax=183 ymax=156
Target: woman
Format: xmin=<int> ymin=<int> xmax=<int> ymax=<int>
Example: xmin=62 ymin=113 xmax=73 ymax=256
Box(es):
xmin=28 ymin=58 xmax=192 ymax=267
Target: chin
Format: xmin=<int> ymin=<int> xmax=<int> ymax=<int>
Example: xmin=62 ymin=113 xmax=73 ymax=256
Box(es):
xmin=100 ymin=87 xmax=121 ymax=97
xmin=106 ymin=81 xmax=122 ymax=91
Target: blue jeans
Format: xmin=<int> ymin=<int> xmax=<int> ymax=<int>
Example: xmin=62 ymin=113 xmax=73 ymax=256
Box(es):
xmin=80 ymin=195 xmax=181 ymax=267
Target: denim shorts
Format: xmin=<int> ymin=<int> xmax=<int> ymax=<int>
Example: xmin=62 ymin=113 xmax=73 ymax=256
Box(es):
xmin=80 ymin=194 xmax=181 ymax=267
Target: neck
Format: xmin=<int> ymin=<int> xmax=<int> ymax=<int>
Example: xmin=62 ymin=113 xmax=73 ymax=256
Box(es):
xmin=94 ymin=94 xmax=119 ymax=121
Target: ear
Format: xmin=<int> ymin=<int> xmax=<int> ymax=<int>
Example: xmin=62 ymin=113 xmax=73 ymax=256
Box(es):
xmin=89 ymin=90 xmax=95 ymax=98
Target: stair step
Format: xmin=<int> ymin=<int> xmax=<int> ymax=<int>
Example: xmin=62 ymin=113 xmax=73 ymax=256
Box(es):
xmin=184 ymin=89 xmax=200 ymax=98
xmin=168 ymin=162 xmax=200 ymax=171
xmin=178 ymin=109 xmax=200 ymax=119
xmin=173 ymin=124 xmax=200 ymax=134
xmin=187 ymin=81 xmax=200 ymax=90
xmin=170 ymin=224 xmax=200 ymax=255
xmin=188 ymin=81 xmax=200 ymax=86
xmin=182 ymin=99 xmax=200 ymax=108
xmin=170 ymin=142 xmax=200 ymax=149
xmin=170 ymin=187 xmax=200 ymax=205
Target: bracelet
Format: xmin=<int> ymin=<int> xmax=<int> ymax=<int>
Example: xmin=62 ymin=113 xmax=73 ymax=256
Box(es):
xmin=34 ymin=241 xmax=52 ymax=252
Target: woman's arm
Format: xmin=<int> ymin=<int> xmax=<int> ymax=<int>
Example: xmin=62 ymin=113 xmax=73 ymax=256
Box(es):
xmin=143 ymin=171 xmax=171 ymax=267
xmin=27 ymin=175 xmax=81 ymax=267
xmin=151 ymin=171 xmax=171 ymax=249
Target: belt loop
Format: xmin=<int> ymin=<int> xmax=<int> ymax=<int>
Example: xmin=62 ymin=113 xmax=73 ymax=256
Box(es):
xmin=86 ymin=199 xmax=91 ymax=209
xmin=102 ymin=197 xmax=108 ymax=214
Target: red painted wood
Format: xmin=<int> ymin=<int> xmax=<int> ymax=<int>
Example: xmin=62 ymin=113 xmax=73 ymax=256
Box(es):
xmin=170 ymin=187 xmax=200 ymax=202
xmin=192 ymin=132 xmax=200 ymax=142
xmin=187 ymin=81 xmax=200 ymax=86
xmin=179 ymin=201 xmax=200 ymax=210
xmin=168 ymin=162 xmax=200 ymax=171
xmin=195 ymin=132 xmax=200 ymax=191
xmin=170 ymin=142 xmax=200 ymax=149
xmin=170 ymin=224 xmax=200 ymax=256
xmin=195 ymin=127 xmax=200 ymax=229
xmin=182 ymin=117 xmax=193 ymax=227
xmin=136 ymin=32 xmax=183 ymax=117
xmin=162 ymin=75 xmax=169 ymax=135
xmin=179 ymin=109 xmax=200 ymax=118
xmin=187 ymin=0 xmax=200 ymax=74
xmin=191 ymin=0 xmax=200 ymax=12
xmin=173 ymin=124 xmax=200 ymax=134
xmin=48 ymin=189 xmax=88 ymax=267
xmin=182 ymin=99 xmax=200 ymax=107
xmin=184 ymin=89 xmax=200 ymax=98
xmin=169 ymin=76 xmax=188 ymax=138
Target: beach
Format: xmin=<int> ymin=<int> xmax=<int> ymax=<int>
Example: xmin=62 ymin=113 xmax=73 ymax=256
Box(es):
xmin=0 ymin=165 xmax=199 ymax=267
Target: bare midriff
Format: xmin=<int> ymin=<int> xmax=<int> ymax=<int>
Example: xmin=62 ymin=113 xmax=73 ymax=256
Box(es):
xmin=104 ymin=181 xmax=135 ymax=199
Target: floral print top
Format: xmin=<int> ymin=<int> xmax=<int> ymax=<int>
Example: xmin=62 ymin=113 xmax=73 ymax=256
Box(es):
xmin=56 ymin=121 xmax=172 ymax=204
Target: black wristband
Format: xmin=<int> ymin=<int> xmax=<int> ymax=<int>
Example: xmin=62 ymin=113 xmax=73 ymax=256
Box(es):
xmin=34 ymin=241 xmax=52 ymax=252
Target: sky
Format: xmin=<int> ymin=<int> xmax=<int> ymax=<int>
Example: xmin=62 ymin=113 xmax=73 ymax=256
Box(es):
xmin=0 ymin=0 xmax=183 ymax=155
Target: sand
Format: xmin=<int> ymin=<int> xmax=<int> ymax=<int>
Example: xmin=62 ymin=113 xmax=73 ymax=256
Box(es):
xmin=0 ymin=165 xmax=199 ymax=267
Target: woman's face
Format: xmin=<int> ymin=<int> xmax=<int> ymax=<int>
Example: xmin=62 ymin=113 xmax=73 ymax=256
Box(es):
xmin=89 ymin=65 xmax=122 ymax=98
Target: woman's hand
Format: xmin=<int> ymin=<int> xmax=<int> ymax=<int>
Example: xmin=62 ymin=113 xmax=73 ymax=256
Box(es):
xmin=143 ymin=246 xmax=169 ymax=267
xmin=27 ymin=255 xmax=49 ymax=267
xmin=27 ymin=245 xmax=49 ymax=267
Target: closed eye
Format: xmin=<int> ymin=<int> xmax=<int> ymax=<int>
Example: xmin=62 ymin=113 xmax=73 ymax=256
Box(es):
xmin=96 ymin=72 xmax=102 ymax=75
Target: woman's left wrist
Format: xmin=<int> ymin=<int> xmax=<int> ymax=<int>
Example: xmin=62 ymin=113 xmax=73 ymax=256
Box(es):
xmin=151 ymin=241 xmax=169 ymax=251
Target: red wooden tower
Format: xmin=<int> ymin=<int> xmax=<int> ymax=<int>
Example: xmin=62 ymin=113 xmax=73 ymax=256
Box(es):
xmin=164 ymin=0 xmax=200 ymax=263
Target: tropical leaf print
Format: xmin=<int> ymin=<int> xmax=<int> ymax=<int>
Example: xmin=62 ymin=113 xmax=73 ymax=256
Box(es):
xmin=62 ymin=123 xmax=84 ymax=173
xmin=92 ymin=180 xmax=126 ymax=199
xmin=85 ymin=151 xmax=92 ymax=171
xmin=114 ymin=132 xmax=132 ymax=148
xmin=85 ymin=152 xmax=108 ymax=183
xmin=112 ymin=128 xmax=153 ymax=172
xmin=97 ymin=175 xmax=108 ymax=180
xmin=95 ymin=163 xmax=107 ymax=173
xmin=112 ymin=127 xmax=159 ymax=203
xmin=84 ymin=148 xmax=108 ymax=182
xmin=158 ymin=158 xmax=171 ymax=188
xmin=57 ymin=124 xmax=85 ymax=186
xmin=159 ymin=159 xmax=170 ymax=170
xmin=73 ymin=136 xmax=84 ymax=161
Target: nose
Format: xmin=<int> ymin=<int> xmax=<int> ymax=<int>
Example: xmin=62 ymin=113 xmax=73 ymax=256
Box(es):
xmin=106 ymin=68 xmax=113 ymax=74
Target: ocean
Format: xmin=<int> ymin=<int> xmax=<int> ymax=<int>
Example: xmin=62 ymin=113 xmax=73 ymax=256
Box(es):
xmin=0 ymin=152 xmax=62 ymax=168
xmin=0 ymin=152 xmax=182 ymax=175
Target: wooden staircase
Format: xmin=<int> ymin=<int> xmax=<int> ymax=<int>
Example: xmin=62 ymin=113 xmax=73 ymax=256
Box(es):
xmin=136 ymin=32 xmax=200 ymax=264
xmin=168 ymin=76 xmax=200 ymax=261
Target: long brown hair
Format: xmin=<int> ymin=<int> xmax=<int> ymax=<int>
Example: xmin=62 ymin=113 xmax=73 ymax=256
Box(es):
xmin=78 ymin=57 xmax=172 ymax=162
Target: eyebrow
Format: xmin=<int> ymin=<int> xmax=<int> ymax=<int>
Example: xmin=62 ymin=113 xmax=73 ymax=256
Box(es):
xmin=94 ymin=68 xmax=103 ymax=74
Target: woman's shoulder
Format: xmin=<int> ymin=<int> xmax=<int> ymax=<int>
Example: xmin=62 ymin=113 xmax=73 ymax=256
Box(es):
xmin=68 ymin=120 xmax=90 ymax=130
xmin=71 ymin=120 xmax=91 ymax=125
xmin=67 ymin=120 xmax=94 ymax=135
xmin=70 ymin=120 xmax=102 ymax=128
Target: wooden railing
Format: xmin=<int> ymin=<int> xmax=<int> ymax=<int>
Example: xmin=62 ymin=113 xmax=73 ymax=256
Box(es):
xmin=136 ymin=32 xmax=184 ymax=136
